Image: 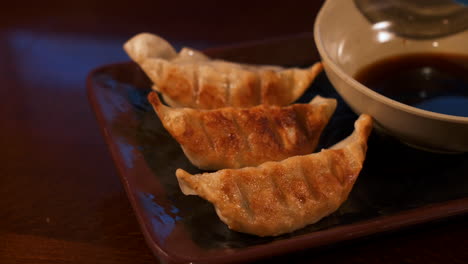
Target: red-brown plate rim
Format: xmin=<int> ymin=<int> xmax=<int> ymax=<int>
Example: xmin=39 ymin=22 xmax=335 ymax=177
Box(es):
xmin=87 ymin=59 xmax=468 ymax=264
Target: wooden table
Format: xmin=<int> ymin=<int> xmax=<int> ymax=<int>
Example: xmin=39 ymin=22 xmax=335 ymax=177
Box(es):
xmin=1 ymin=1 xmax=467 ymax=263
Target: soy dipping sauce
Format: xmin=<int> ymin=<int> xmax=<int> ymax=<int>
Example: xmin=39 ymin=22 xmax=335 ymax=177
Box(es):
xmin=355 ymin=53 xmax=468 ymax=117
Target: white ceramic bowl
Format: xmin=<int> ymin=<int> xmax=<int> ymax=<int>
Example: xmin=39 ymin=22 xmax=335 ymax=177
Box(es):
xmin=314 ymin=0 xmax=468 ymax=153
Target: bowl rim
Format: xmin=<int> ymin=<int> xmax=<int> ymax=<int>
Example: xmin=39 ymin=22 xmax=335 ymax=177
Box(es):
xmin=313 ymin=0 xmax=468 ymax=125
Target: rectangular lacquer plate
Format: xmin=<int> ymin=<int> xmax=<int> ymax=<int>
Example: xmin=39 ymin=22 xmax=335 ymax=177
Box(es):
xmin=87 ymin=34 xmax=468 ymax=264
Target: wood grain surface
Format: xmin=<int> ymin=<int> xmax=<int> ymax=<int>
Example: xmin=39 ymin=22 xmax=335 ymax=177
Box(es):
xmin=1 ymin=0 xmax=467 ymax=263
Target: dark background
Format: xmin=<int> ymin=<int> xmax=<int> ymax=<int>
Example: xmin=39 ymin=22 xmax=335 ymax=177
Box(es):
xmin=1 ymin=1 xmax=467 ymax=263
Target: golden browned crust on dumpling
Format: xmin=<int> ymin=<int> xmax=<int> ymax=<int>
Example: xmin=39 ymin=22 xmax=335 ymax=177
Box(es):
xmin=124 ymin=33 xmax=323 ymax=109
xmin=148 ymin=92 xmax=337 ymax=170
xmin=176 ymin=114 xmax=373 ymax=236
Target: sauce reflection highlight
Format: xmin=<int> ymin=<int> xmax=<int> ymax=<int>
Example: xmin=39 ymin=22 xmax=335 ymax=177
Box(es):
xmin=355 ymin=53 xmax=468 ymax=117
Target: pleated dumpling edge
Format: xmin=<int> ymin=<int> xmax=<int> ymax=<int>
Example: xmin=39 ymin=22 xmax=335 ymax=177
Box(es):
xmin=124 ymin=32 xmax=323 ymax=109
xmin=175 ymin=114 xmax=373 ymax=237
xmin=148 ymin=92 xmax=337 ymax=170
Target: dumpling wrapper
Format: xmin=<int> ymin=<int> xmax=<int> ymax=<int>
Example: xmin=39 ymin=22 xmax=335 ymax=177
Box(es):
xmin=148 ymin=92 xmax=337 ymax=170
xmin=124 ymin=33 xmax=323 ymax=109
xmin=176 ymin=114 xmax=373 ymax=236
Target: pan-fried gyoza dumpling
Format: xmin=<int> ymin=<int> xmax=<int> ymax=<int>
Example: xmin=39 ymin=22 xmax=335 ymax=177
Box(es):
xmin=124 ymin=33 xmax=323 ymax=109
xmin=176 ymin=114 xmax=373 ymax=236
xmin=148 ymin=92 xmax=337 ymax=170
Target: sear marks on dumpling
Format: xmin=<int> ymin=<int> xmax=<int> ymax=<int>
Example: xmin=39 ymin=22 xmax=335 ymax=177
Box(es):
xmin=176 ymin=114 xmax=373 ymax=236
xmin=148 ymin=92 xmax=337 ymax=170
xmin=124 ymin=33 xmax=323 ymax=109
